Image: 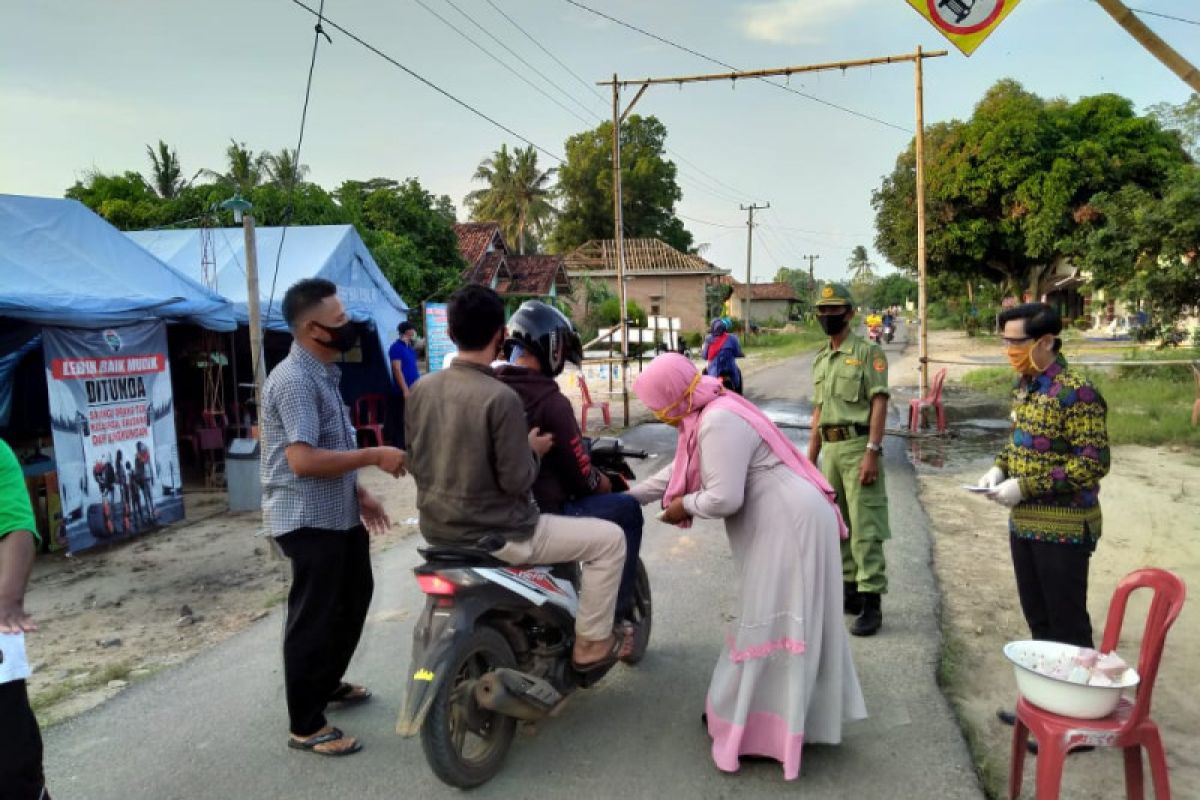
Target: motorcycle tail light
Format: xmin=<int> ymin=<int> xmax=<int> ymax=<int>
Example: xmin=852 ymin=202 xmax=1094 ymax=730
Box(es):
xmin=416 ymin=574 xmax=459 ymax=596
xmin=415 ymin=569 xmax=484 ymax=596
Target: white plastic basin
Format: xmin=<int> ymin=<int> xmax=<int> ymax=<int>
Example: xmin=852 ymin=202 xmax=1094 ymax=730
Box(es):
xmin=1003 ymin=640 xmax=1139 ymax=720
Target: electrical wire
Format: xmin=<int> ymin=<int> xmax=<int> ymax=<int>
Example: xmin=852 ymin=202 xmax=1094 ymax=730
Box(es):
xmin=483 ymin=0 xmax=608 ymax=104
xmin=439 ymin=0 xmax=601 ymax=121
xmin=677 ymin=213 xmax=743 ymax=229
xmin=1128 ymin=6 xmax=1200 ymax=26
xmin=471 ymin=0 xmax=757 ymax=203
xmin=287 ymin=0 xmax=565 ymax=163
xmin=266 ymin=0 xmax=330 ymax=322
xmin=412 ymin=0 xmax=595 ymax=126
xmin=559 ymin=0 xmax=913 ymax=134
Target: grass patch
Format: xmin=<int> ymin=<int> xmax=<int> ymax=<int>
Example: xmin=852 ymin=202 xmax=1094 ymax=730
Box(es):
xmin=31 ymin=659 xmax=134 ymax=713
xmin=261 ymin=590 xmax=288 ymax=610
xmin=742 ymin=326 xmax=826 ymax=359
xmin=961 ymin=361 xmax=1200 ymax=448
xmin=938 ymin=628 xmax=1005 ymax=799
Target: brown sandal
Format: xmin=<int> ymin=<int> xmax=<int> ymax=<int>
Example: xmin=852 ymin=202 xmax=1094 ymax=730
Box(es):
xmin=288 ymin=727 xmax=362 ymax=757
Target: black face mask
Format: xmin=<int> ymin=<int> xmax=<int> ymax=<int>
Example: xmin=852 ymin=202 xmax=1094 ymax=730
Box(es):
xmin=817 ymin=313 xmax=850 ymax=336
xmin=313 ymin=321 xmax=357 ymax=353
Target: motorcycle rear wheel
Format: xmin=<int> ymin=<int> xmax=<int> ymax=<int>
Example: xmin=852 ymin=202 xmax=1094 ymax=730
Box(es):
xmin=420 ymin=626 xmax=518 ymax=788
xmin=622 ymin=559 xmax=653 ymax=664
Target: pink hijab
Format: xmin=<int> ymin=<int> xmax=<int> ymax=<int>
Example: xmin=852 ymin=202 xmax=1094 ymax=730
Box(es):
xmin=632 ymin=353 xmax=847 ymax=538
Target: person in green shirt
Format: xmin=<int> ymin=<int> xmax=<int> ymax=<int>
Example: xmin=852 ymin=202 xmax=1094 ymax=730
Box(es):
xmin=806 ymin=283 xmax=891 ymax=637
xmin=0 ymin=437 xmax=49 ymax=799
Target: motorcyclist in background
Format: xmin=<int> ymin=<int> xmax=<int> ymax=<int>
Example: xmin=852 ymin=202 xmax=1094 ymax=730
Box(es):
xmin=495 ymin=301 xmax=645 ymax=638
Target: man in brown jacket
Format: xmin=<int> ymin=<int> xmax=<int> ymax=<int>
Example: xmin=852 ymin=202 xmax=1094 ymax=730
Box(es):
xmin=406 ymin=285 xmax=630 ymax=670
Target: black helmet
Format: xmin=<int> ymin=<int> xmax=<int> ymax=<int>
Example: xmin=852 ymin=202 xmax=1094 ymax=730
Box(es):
xmin=504 ymin=300 xmax=583 ymax=377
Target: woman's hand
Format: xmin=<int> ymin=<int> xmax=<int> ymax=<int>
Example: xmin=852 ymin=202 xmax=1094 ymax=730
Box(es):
xmin=659 ymin=496 xmax=691 ymax=525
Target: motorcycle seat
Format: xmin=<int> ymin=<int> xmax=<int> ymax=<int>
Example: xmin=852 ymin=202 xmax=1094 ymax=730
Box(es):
xmin=419 ymin=542 xmax=506 ymax=566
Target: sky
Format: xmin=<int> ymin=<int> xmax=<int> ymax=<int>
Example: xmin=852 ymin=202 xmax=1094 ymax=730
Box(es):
xmin=1 ymin=0 xmax=1197 ymax=285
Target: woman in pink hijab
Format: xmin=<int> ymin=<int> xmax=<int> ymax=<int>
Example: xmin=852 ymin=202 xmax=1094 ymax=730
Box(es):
xmin=630 ymin=353 xmax=866 ymax=781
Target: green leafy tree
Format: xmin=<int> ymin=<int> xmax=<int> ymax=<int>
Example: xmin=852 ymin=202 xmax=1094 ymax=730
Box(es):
xmin=549 ymin=115 xmax=692 ymax=253
xmin=873 ymin=80 xmax=1189 ymax=297
xmin=145 ymin=140 xmax=185 ymax=199
xmin=262 ymin=148 xmax=310 ymax=193
xmin=1078 ymin=164 xmax=1200 ymax=324
xmin=869 ymin=273 xmax=918 ymax=309
xmin=202 ymin=139 xmax=267 ymax=195
xmin=465 ymin=144 xmax=556 ymax=255
xmin=66 ymin=170 xmax=162 ymax=229
xmin=1148 ymin=94 xmax=1200 ymax=160
xmin=847 ymin=245 xmax=876 ymax=282
xmin=335 ymin=177 xmax=464 ymax=303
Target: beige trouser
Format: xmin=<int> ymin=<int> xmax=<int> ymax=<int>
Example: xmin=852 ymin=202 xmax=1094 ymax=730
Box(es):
xmin=493 ymin=514 xmax=626 ymax=641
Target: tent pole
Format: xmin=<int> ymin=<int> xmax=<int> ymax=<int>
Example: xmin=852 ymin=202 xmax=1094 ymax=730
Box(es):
xmin=243 ymin=214 xmax=265 ymax=427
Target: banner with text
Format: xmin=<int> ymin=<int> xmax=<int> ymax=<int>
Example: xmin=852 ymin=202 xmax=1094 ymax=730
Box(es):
xmin=424 ymin=303 xmax=455 ymax=372
xmin=43 ymin=321 xmax=185 ymax=553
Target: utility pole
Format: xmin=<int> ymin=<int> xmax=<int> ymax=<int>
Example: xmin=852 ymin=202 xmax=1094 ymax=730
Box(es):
xmin=740 ymin=202 xmax=769 ymax=336
xmin=801 ymin=255 xmax=820 ymax=309
xmin=915 ymin=45 xmax=930 ymax=402
xmin=610 ymin=74 xmax=629 ymax=427
xmin=221 ymin=194 xmax=264 ymax=426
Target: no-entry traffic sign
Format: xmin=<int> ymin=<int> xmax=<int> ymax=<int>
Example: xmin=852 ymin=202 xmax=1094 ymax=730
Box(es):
xmin=904 ymin=0 xmax=1025 ymax=55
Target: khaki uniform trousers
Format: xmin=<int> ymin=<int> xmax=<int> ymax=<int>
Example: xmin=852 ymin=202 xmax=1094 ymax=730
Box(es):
xmin=820 ymin=437 xmax=891 ymax=594
xmin=494 ymin=514 xmax=626 ymax=641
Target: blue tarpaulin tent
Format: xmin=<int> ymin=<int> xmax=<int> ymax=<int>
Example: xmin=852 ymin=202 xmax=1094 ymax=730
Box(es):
xmin=0 ymin=195 xmax=236 ymax=331
xmin=0 ymin=195 xmax=237 ymax=428
xmin=126 ymin=225 xmax=408 ymax=364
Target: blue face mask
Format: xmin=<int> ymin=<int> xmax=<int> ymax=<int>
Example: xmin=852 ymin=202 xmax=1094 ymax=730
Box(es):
xmin=508 ymin=344 xmax=525 ymax=365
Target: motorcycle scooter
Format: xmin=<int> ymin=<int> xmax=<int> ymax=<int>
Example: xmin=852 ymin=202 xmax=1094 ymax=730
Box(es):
xmin=396 ymin=437 xmax=652 ymax=788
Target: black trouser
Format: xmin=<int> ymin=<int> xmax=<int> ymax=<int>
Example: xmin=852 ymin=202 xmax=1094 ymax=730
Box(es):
xmin=0 ymin=679 xmax=49 ymax=800
xmin=385 ymin=393 xmax=406 ymax=449
xmin=1009 ymin=533 xmax=1095 ymax=649
xmin=276 ymin=526 xmax=374 ymax=737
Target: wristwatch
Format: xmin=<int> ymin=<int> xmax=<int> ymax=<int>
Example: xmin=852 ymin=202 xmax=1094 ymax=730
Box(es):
xmin=865 ymin=441 xmax=883 ymax=454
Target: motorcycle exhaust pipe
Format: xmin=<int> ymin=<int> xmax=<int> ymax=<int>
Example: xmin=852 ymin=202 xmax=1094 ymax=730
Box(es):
xmin=474 ymin=669 xmax=562 ymax=722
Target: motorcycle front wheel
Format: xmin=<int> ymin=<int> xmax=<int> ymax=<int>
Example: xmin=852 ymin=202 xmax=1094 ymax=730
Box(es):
xmin=420 ymin=626 xmax=518 ymax=788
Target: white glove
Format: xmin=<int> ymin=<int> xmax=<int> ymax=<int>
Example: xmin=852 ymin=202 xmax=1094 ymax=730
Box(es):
xmin=977 ymin=466 xmax=1005 ymax=489
xmin=988 ymin=478 xmax=1024 ymax=508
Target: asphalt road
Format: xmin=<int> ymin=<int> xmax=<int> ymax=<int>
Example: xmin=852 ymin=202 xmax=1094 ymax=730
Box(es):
xmin=43 ymin=332 xmax=982 ymax=799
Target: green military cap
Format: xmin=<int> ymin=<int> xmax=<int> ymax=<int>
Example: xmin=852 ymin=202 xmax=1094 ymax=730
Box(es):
xmin=815 ymin=282 xmax=854 ymax=307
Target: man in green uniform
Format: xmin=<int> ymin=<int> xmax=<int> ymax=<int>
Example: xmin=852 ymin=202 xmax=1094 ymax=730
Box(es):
xmin=807 ymin=283 xmax=891 ymax=636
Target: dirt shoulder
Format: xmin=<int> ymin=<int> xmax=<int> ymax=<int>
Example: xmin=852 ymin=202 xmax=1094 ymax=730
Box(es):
xmin=908 ymin=332 xmax=1200 ymax=798
xmin=23 ymin=468 xmax=417 ymax=726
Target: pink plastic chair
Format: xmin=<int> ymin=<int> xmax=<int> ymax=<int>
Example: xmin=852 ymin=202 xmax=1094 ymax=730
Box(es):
xmin=1008 ymin=568 xmax=1187 ymax=800
xmin=909 ymin=367 xmax=947 ymax=432
xmin=578 ymin=375 xmax=611 ymax=434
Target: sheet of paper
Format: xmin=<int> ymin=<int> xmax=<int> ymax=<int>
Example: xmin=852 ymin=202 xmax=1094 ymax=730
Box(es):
xmin=0 ymin=632 xmax=31 ymax=684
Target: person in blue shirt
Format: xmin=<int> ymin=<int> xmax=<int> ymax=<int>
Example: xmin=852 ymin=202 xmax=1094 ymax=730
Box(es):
xmin=387 ymin=321 xmax=421 ymax=448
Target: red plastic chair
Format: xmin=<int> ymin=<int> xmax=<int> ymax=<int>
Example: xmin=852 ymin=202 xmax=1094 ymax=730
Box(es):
xmin=1008 ymin=568 xmax=1187 ymax=800
xmin=353 ymin=394 xmax=387 ymax=447
xmin=578 ymin=375 xmax=611 ymax=434
xmin=909 ymin=367 xmax=948 ymax=432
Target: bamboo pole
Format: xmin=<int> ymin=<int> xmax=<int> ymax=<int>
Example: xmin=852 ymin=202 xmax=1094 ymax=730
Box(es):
xmin=1095 ymin=0 xmax=1200 ymax=92
xmin=611 ymin=75 xmax=630 ymax=427
xmin=601 ymin=51 xmax=948 ymax=88
xmin=915 ymin=45 xmax=930 ymax=406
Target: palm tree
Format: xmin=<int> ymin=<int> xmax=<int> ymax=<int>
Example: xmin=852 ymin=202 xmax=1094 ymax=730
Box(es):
xmin=847 ymin=245 xmax=877 ymax=283
xmin=145 ymin=140 xmax=184 ymax=199
xmin=201 ymin=140 xmax=266 ymax=195
xmin=263 ymin=148 xmax=310 ymax=192
xmin=465 ymin=144 xmax=556 ymax=254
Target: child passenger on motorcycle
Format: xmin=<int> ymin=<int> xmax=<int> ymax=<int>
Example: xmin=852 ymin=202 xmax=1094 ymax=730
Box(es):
xmin=406 ymin=286 xmax=633 ymax=670
xmin=495 ymin=301 xmax=645 ymax=635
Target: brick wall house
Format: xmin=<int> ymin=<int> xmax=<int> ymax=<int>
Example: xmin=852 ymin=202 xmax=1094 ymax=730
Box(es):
xmin=562 ymin=238 xmax=729 ymax=335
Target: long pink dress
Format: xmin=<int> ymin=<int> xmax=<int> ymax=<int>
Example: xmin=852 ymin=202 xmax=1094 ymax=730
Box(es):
xmin=632 ymin=409 xmax=867 ymax=780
